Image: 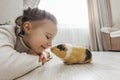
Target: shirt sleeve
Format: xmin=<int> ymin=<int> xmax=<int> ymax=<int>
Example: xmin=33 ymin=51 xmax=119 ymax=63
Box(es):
xmin=0 ymin=27 xmax=42 ymax=80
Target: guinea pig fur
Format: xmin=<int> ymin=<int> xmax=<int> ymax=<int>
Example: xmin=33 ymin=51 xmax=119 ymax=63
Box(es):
xmin=51 ymin=44 xmax=92 ymax=65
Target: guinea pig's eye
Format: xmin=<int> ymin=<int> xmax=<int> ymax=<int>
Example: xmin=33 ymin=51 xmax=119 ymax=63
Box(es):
xmin=57 ymin=44 xmax=66 ymax=51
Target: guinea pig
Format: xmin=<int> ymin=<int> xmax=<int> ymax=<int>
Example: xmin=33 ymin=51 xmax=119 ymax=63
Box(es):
xmin=51 ymin=44 xmax=92 ymax=65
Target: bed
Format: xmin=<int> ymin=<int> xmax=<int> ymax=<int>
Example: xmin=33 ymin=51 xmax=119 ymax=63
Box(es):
xmin=16 ymin=51 xmax=120 ymax=80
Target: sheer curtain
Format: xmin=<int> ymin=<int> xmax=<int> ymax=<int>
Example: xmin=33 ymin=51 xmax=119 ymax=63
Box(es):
xmin=87 ymin=0 xmax=112 ymax=51
xmin=39 ymin=0 xmax=90 ymax=48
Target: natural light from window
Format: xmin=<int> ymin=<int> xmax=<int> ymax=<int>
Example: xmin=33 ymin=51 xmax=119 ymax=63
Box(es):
xmin=38 ymin=0 xmax=89 ymax=28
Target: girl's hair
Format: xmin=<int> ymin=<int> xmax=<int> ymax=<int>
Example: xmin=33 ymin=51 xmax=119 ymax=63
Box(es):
xmin=15 ymin=7 xmax=57 ymax=35
xmin=15 ymin=7 xmax=57 ymax=26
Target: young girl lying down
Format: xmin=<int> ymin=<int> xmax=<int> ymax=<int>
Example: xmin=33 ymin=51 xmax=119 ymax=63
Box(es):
xmin=0 ymin=7 xmax=57 ymax=80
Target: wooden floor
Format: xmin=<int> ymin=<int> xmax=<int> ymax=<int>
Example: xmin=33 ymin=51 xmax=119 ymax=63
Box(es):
xmin=17 ymin=52 xmax=120 ymax=80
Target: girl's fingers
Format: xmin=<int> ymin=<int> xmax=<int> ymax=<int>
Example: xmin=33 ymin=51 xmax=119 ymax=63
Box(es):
xmin=39 ymin=54 xmax=44 ymax=62
xmin=42 ymin=57 xmax=47 ymax=65
xmin=39 ymin=54 xmax=47 ymax=65
xmin=38 ymin=51 xmax=52 ymax=64
xmin=46 ymin=52 xmax=50 ymax=58
xmin=46 ymin=57 xmax=52 ymax=62
xmin=28 ymin=50 xmax=49 ymax=64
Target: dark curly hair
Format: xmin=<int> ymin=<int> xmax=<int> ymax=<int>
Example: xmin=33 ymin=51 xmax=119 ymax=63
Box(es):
xmin=15 ymin=7 xmax=57 ymax=35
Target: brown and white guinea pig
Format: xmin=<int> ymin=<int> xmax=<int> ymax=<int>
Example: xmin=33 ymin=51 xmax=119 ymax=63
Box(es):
xmin=51 ymin=44 xmax=92 ymax=65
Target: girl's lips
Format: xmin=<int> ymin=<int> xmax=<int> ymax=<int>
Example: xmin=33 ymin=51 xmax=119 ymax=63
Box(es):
xmin=41 ymin=45 xmax=46 ymax=50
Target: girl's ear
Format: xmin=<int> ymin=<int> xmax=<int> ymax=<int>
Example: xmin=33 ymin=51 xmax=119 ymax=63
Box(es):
xmin=22 ymin=21 xmax=32 ymax=34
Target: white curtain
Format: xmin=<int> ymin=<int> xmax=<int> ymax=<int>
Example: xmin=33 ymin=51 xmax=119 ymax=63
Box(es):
xmin=39 ymin=0 xmax=90 ymax=48
xmin=87 ymin=0 xmax=112 ymax=51
xmin=53 ymin=25 xmax=90 ymax=48
xmin=23 ymin=0 xmax=40 ymax=9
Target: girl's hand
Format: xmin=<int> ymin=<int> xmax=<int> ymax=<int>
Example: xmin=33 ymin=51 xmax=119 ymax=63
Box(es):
xmin=27 ymin=50 xmax=52 ymax=65
xmin=39 ymin=51 xmax=52 ymax=65
xmin=39 ymin=54 xmax=46 ymax=65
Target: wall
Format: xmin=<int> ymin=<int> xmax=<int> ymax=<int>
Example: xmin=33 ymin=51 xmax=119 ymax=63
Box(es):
xmin=110 ymin=0 xmax=120 ymax=25
xmin=0 ymin=0 xmax=23 ymax=24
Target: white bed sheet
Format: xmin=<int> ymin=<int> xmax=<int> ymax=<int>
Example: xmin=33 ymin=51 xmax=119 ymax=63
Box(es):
xmin=16 ymin=52 xmax=120 ymax=80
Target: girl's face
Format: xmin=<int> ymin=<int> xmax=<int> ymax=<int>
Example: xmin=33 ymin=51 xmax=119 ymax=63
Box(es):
xmin=22 ymin=19 xmax=57 ymax=53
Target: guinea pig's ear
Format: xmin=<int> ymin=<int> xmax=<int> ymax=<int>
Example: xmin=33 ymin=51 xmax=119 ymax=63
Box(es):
xmin=57 ymin=44 xmax=67 ymax=51
xmin=62 ymin=44 xmax=68 ymax=51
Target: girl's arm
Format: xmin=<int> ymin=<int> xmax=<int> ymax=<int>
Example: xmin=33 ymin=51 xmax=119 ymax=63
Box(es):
xmin=0 ymin=27 xmax=42 ymax=80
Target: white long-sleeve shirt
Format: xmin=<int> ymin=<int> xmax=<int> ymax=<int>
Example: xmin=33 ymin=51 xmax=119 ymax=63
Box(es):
xmin=0 ymin=25 xmax=42 ymax=80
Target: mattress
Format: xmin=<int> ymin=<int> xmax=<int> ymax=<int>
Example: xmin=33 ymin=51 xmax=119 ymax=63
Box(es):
xmin=16 ymin=52 xmax=120 ymax=80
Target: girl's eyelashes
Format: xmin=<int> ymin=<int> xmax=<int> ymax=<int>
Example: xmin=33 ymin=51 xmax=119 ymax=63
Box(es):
xmin=45 ymin=33 xmax=53 ymax=40
xmin=46 ymin=35 xmax=49 ymax=39
xmin=46 ymin=35 xmax=51 ymax=39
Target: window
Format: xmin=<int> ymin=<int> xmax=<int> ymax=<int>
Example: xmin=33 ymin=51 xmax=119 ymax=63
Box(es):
xmin=39 ymin=0 xmax=90 ymax=47
xmin=38 ymin=0 xmax=89 ymax=28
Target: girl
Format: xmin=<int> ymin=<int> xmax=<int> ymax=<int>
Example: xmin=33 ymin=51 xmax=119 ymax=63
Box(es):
xmin=0 ymin=7 xmax=57 ymax=80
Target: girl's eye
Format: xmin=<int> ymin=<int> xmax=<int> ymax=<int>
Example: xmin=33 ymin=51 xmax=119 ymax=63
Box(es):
xmin=46 ymin=35 xmax=50 ymax=39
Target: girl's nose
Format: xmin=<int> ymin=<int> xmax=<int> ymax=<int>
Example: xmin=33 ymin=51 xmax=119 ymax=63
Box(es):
xmin=47 ymin=41 xmax=52 ymax=47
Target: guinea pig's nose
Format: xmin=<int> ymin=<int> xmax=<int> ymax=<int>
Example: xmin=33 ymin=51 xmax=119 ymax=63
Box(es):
xmin=57 ymin=44 xmax=65 ymax=51
xmin=50 ymin=48 xmax=53 ymax=51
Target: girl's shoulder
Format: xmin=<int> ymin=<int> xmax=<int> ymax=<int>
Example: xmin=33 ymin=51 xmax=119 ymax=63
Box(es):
xmin=0 ymin=25 xmax=17 ymax=40
xmin=0 ymin=24 xmax=16 ymax=32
